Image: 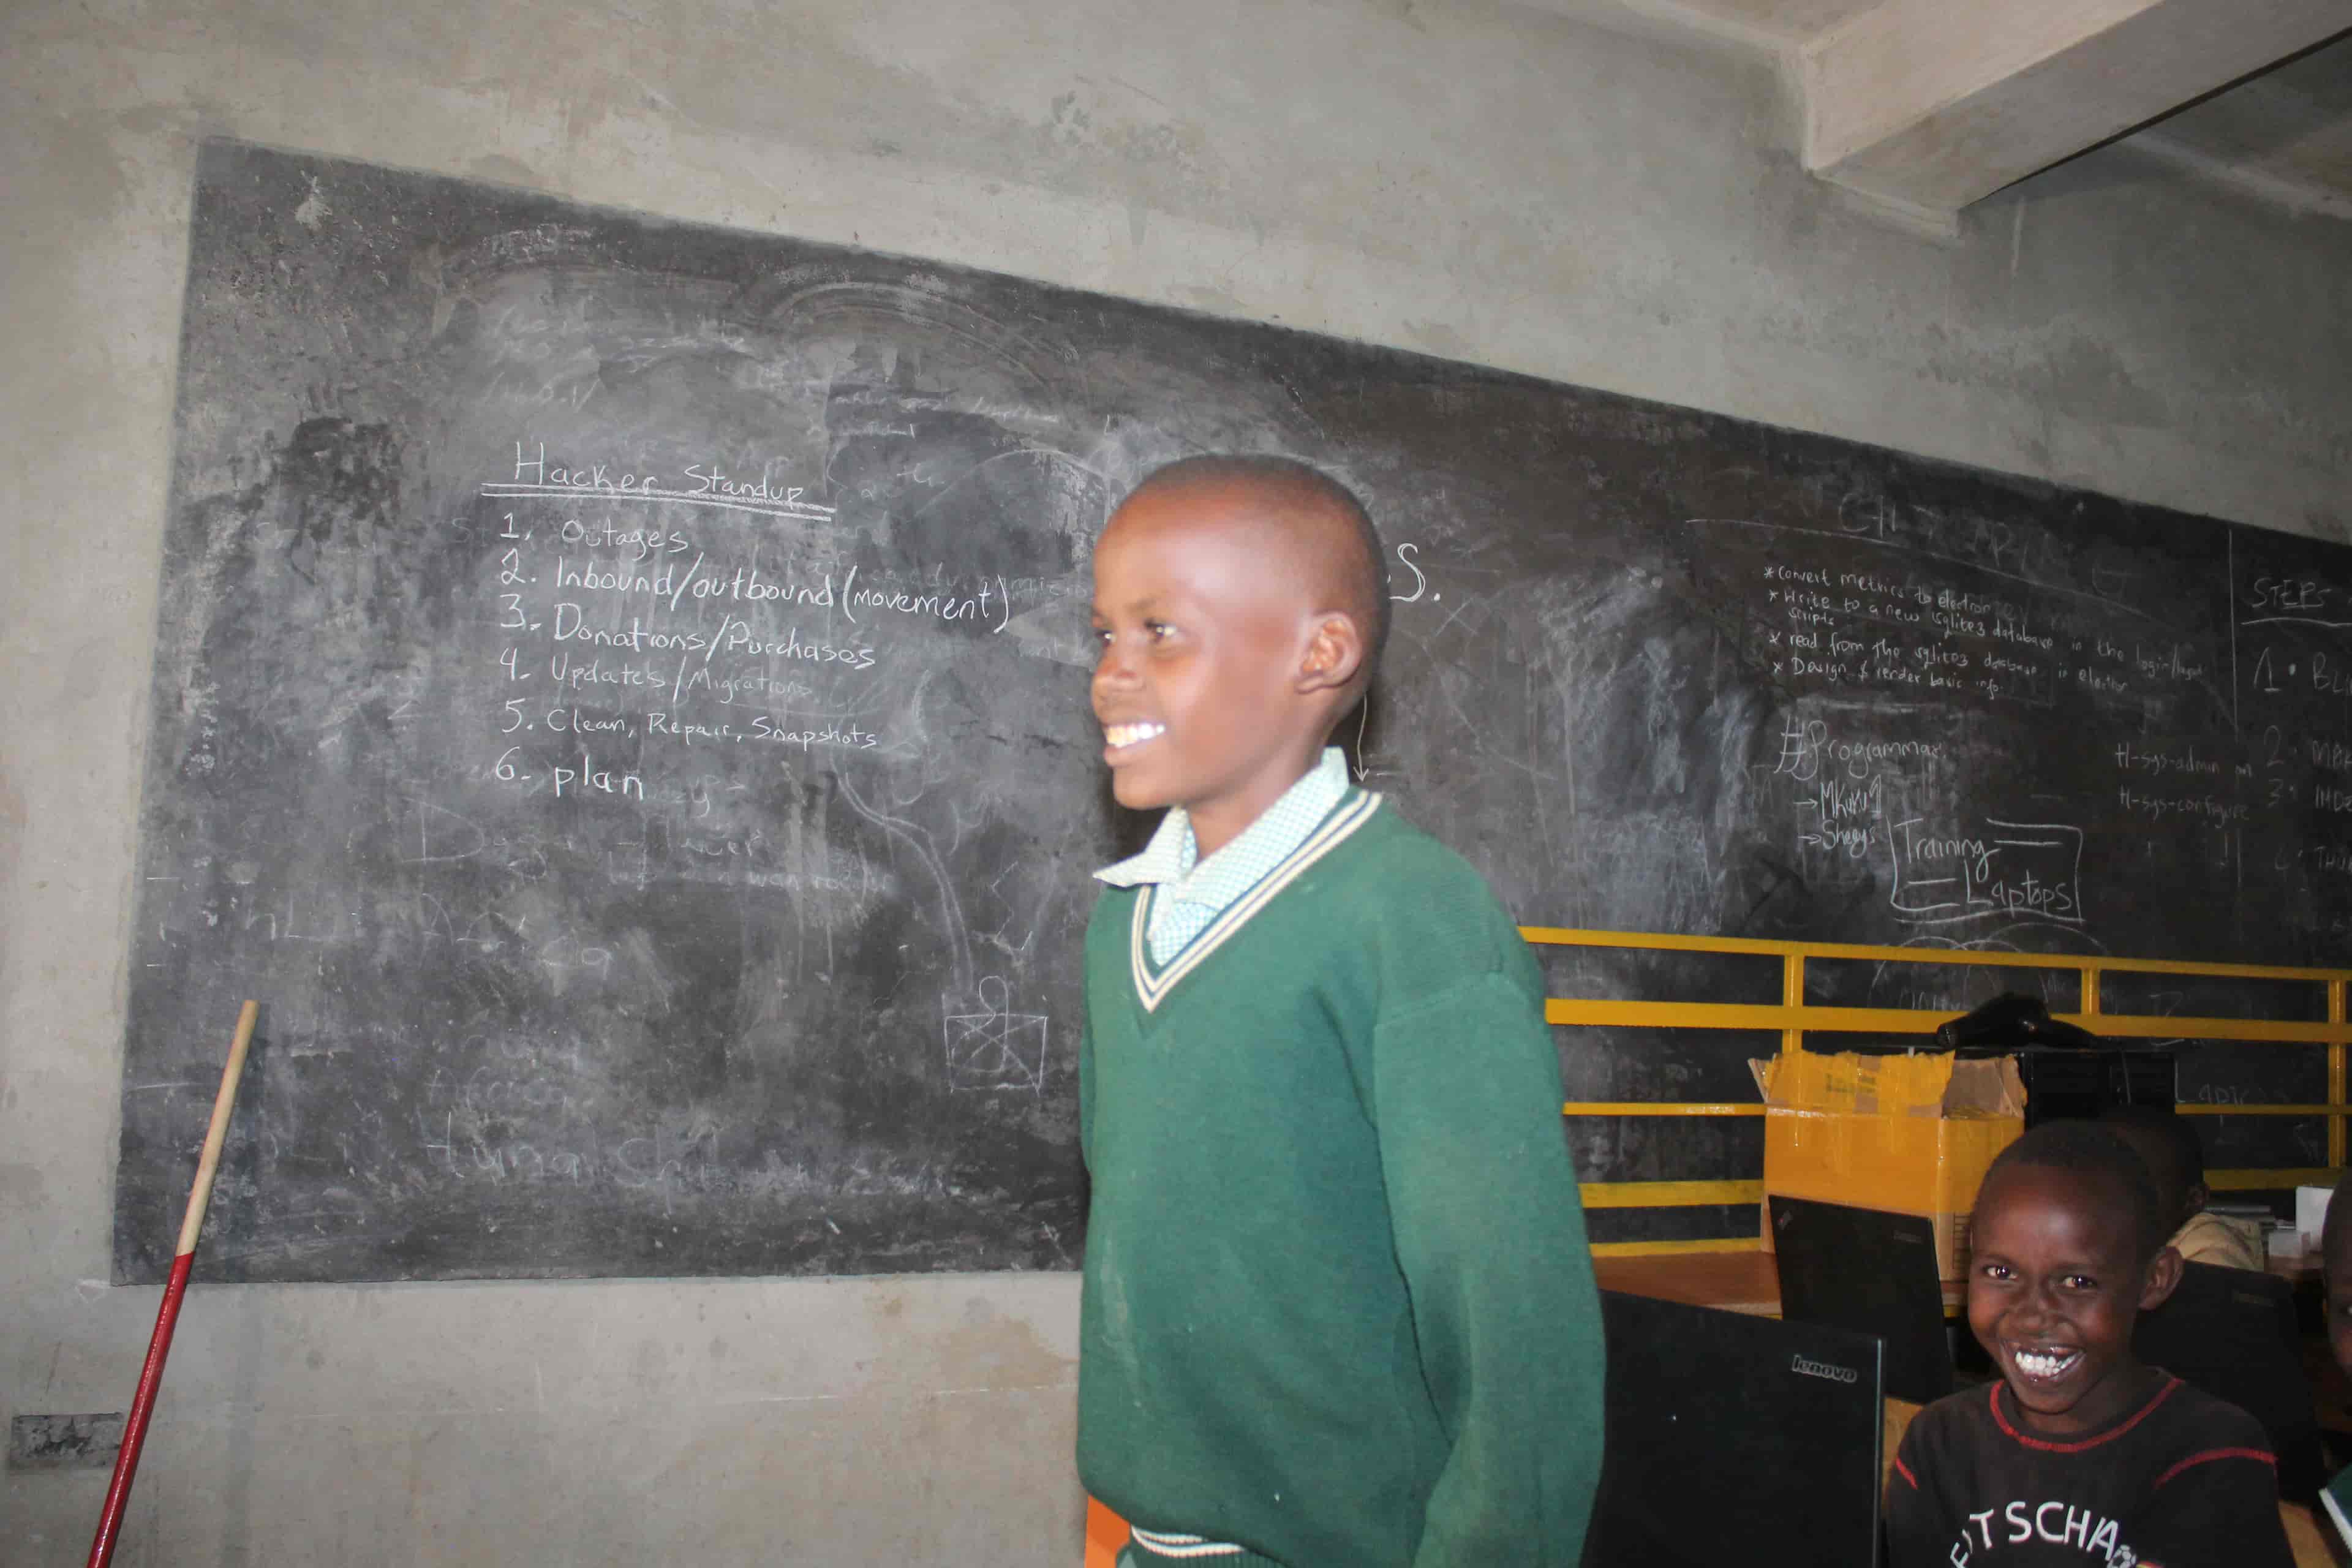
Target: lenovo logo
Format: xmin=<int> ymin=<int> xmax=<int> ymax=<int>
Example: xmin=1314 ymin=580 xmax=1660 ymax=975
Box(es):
xmin=1790 ymin=1354 xmax=1860 ymax=1384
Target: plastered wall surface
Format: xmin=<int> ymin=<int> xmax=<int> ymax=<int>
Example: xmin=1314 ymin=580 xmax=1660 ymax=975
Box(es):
xmin=3 ymin=1 xmax=2348 ymax=1562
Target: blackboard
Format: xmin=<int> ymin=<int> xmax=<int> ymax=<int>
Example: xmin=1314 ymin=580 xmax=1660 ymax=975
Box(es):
xmin=119 ymin=140 xmax=2352 ymax=1280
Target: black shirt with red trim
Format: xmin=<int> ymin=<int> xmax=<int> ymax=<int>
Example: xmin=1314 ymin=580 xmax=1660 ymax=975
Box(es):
xmin=1885 ymin=1374 xmax=2293 ymax=1567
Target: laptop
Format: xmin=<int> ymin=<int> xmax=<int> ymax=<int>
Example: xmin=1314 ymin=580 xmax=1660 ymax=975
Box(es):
xmin=2133 ymin=1260 xmax=2323 ymax=1502
xmin=1586 ymin=1290 xmax=1884 ymax=1567
xmin=1770 ymin=1194 xmax=1957 ymax=1404
xmin=2015 ymin=1049 xmax=2176 ymax=1128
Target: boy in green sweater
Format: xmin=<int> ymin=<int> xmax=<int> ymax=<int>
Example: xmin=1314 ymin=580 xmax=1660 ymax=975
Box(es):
xmin=1078 ymin=454 xmax=1605 ymax=1567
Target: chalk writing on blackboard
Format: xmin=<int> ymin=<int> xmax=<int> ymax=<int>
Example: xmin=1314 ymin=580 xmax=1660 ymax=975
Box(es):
xmin=116 ymin=141 xmax=2352 ymax=1283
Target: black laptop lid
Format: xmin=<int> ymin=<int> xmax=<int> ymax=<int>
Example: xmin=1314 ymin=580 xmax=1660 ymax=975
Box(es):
xmin=1771 ymin=1194 xmax=1957 ymax=1404
xmin=2133 ymin=1260 xmax=2323 ymax=1502
xmin=1586 ymin=1290 xmax=1885 ymax=1568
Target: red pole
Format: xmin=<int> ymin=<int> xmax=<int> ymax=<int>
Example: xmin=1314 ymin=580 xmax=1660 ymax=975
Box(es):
xmin=86 ymin=1000 xmax=259 ymax=1568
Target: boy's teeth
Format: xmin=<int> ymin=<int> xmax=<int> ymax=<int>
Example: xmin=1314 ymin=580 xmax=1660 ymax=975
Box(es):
xmin=1106 ymin=722 xmax=1166 ymax=749
xmin=2011 ymin=1349 xmax=2082 ymax=1380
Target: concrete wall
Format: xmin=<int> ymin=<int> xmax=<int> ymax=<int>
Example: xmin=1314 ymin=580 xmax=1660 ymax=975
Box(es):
xmin=4 ymin=1 xmax=2347 ymax=1561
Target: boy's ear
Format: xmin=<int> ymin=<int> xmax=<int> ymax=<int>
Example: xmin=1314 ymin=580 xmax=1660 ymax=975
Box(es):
xmin=1295 ymin=611 xmax=1365 ymax=696
xmin=2138 ymin=1243 xmax=2185 ymax=1311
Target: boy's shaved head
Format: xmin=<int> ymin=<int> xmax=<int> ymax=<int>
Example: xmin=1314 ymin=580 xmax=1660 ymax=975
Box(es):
xmin=1092 ymin=454 xmax=1389 ymax=856
xmin=1121 ymin=455 xmax=1389 ymax=698
xmin=1969 ymin=1119 xmax=2183 ymax=1438
xmin=1985 ymin=1119 xmax=2168 ymax=1263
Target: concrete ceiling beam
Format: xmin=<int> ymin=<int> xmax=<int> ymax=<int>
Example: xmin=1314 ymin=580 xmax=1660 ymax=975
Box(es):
xmin=1800 ymin=0 xmax=2352 ymax=221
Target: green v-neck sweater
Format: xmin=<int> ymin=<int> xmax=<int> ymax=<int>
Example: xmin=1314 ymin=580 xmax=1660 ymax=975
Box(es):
xmin=1077 ymin=794 xmax=1604 ymax=1567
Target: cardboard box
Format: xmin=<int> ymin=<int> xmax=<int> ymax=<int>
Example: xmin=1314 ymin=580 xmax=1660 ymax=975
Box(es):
xmin=1752 ymin=1051 xmax=2025 ymax=1309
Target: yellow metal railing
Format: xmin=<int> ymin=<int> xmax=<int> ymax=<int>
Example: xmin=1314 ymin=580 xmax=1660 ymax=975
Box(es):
xmin=1526 ymin=927 xmax=2352 ymax=1257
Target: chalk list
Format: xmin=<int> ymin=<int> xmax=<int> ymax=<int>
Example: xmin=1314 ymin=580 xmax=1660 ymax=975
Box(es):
xmin=118 ymin=143 xmax=2352 ymax=1280
xmin=471 ymin=445 xmax=1006 ymax=798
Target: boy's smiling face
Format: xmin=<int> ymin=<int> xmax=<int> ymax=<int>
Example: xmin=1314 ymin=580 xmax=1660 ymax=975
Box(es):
xmin=1967 ymin=1161 xmax=2180 ymax=1438
xmin=1089 ymin=480 xmax=1358 ymax=858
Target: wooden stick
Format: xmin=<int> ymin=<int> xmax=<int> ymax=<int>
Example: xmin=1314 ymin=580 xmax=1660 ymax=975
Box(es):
xmin=86 ymin=1000 xmax=259 ymax=1568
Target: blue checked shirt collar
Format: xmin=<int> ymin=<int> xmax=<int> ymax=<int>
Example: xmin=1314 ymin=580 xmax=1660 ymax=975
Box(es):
xmin=1095 ymin=748 xmax=1353 ymax=965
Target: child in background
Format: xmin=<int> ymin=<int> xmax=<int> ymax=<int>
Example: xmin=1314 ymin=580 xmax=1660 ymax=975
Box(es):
xmin=2318 ymin=1170 xmax=2352 ymax=1545
xmin=1887 ymin=1120 xmax=2292 ymax=1566
xmin=2101 ymin=1104 xmax=2266 ymax=1272
xmin=2324 ymin=1167 xmax=2352 ymax=1381
xmin=1077 ymin=455 xmax=1605 ymax=1567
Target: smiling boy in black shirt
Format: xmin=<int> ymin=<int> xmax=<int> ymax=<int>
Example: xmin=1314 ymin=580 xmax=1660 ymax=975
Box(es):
xmin=1885 ymin=1120 xmax=2291 ymax=1567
